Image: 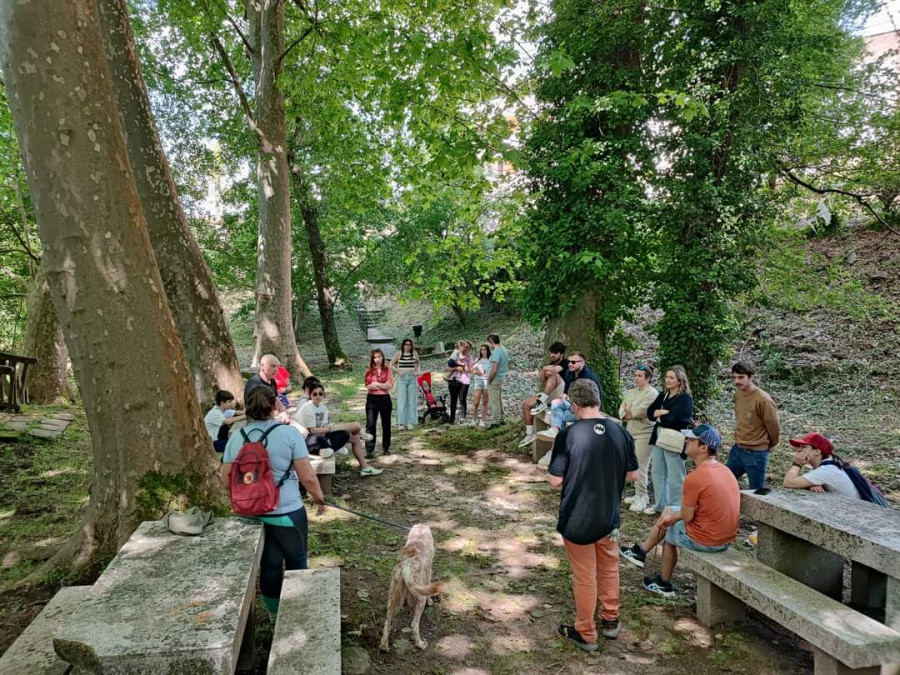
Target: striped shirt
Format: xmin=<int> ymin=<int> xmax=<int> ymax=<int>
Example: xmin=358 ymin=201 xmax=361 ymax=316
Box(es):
xmin=396 ymin=352 xmax=417 ymax=372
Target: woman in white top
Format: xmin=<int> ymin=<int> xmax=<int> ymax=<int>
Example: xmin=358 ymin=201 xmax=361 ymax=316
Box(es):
xmin=390 ymin=338 xmax=420 ymax=430
xmin=783 ymin=432 xmax=861 ymax=499
xmin=446 ymin=340 xmax=473 ymax=424
xmin=470 ymin=343 xmax=492 ymax=427
xmin=619 ymin=365 xmax=659 ymax=512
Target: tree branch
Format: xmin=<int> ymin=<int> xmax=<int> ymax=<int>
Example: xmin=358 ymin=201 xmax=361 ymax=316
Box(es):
xmin=780 ymin=165 xmax=899 ymax=236
xmin=209 ymin=35 xmax=255 ymax=125
xmin=223 ymin=12 xmax=253 ymax=54
xmin=277 ymin=24 xmax=315 ymax=67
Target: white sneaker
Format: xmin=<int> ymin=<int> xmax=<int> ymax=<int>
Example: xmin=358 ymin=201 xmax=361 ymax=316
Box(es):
xmin=478 ymin=420 xmax=485 ymax=428
xmin=630 ymin=495 xmax=650 ymax=513
xmin=518 ymin=434 xmax=535 ymax=448
xmin=624 ymin=495 xmax=637 ymax=505
xmin=530 ymin=401 xmax=548 ymax=415
xmin=359 ymin=431 xmax=374 ymax=441
xmin=336 ymin=446 xmax=350 ymax=456
xmin=536 ymin=428 xmax=558 ymax=441
xmin=642 ymin=505 xmax=659 ymax=516
xmin=317 ymin=447 xmax=334 ymax=459
xmin=537 ymin=449 xmax=553 ymax=467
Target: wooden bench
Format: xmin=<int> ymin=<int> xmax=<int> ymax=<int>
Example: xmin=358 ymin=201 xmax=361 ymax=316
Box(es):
xmin=53 ymin=518 xmax=263 ymax=673
xmin=682 ymin=547 xmax=900 ymax=674
xmin=742 ymin=489 xmax=900 ymax=628
xmin=0 ymin=586 xmax=91 ymax=674
xmin=267 ymin=568 xmax=341 ymax=674
xmin=0 ymin=351 xmax=37 ymax=413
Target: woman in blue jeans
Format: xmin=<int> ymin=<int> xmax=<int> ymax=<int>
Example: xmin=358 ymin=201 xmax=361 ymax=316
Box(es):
xmin=221 ymin=386 xmax=326 ymax=618
xmin=390 ymin=338 xmax=420 ymax=430
xmin=644 ymin=365 xmax=694 ymax=515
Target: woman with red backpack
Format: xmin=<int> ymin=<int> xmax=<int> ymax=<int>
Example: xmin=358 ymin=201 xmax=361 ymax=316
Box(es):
xmin=221 ymin=386 xmax=327 ymax=619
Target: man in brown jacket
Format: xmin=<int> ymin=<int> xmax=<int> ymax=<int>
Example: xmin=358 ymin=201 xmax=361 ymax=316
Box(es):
xmin=725 ymin=362 xmax=780 ymax=490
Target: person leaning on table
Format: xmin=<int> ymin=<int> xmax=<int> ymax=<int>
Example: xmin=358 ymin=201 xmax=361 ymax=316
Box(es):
xmin=781 ymin=432 xmax=862 ymax=499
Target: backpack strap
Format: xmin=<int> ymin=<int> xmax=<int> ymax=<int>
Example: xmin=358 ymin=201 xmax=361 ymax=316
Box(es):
xmin=240 ymin=424 xmax=280 ymax=447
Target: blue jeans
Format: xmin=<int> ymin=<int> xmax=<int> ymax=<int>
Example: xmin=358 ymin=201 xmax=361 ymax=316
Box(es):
xmin=665 ymin=514 xmax=730 ymax=553
xmin=651 ymin=444 xmax=686 ymax=511
xmin=550 ymin=399 xmax=577 ymax=429
xmin=396 ymin=373 xmax=418 ymax=426
xmin=726 ymin=445 xmax=770 ymax=489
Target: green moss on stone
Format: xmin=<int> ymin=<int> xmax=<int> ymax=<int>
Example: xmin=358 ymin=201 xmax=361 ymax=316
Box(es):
xmin=136 ymin=471 xmax=229 ymax=521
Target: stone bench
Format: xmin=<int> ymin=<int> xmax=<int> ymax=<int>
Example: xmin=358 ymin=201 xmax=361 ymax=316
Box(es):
xmin=0 ymin=586 xmax=90 ymax=674
xmin=531 ymin=409 xmax=553 ymax=462
xmin=267 ymin=568 xmax=341 ymax=674
xmin=310 ymin=455 xmax=335 ymax=496
xmin=742 ymin=489 xmax=900 ymax=628
xmin=682 ymin=547 xmax=900 ymax=674
xmin=54 ymin=518 xmax=263 ymax=674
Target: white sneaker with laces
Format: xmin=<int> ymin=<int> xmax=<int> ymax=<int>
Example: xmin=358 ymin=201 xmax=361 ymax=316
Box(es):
xmin=537 ymin=449 xmax=553 ymax=467
xmin=642 ymin=505 xmax=659 ymax=516
xmin=630 ymin=494 xmax=650 ymax=513
xmin=518 ymin=434 xmax=535 ymax=448
xmin=317 ymin=447 xmax=334 ymax=459
xmin=360 ymin=466 xmax=383 ymax=477
xmin=624 ymin=495 xmax=637 ymax=505
xmin=336 ymin=446 xmax=350 ymax=456
xmin=530 ymin=401 xmax=548 ymax=415
xmin=536 ymin=428 xmax=558 ymax=441
xmin=359 ymin=431 xmax=374 ymax=441
xmin=478 ymin=420 xmax=485 ymax=428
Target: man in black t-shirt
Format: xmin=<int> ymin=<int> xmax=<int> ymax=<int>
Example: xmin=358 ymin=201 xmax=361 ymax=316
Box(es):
xmin=548 ymin=379 xmax=639 ymax=651
xmin=244 ymin=353 xmax=290 ymax=423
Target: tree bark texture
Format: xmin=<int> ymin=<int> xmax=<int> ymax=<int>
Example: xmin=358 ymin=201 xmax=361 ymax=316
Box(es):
xmin=0 ymin=0 xmax=223 ymax=570
xmin=248 ymin=0 xmax=311 ymax=377
xmin=23 ymin=265 xmax=73 ymax=404
xmin=299 ymin=195 xmax=348 ymax=366
xmin=96 ymin=0 xmax=244 ymax=409
xmin=544 ymin=292 xmax=601 ymax=363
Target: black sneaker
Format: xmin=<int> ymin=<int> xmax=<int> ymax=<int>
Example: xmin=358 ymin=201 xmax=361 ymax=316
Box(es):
xmin=365 ymin=452 xmax=374 ymax=460
xmin=556 ymin=625 xmax=599 ymax=652
xmin=642 ymin=574 xmax=675 ymax=598
xmin=383 ymin=449 xmax=391 ymax=455
xmin=619 ymin=543 xmax=646 ymax=568
xmin=600 ymin=618 xmax=621 ymax=640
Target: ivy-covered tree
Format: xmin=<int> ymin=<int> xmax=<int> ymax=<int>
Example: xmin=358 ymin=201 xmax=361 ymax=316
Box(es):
xmin=519 ymin=0 xmax=657 ymax=412
xmin=650 ymin=0 xmax=874 ymax=402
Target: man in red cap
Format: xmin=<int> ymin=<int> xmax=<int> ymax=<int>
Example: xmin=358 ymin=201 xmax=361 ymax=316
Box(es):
xmin=782 ymin=432 xmax=861 ymax=499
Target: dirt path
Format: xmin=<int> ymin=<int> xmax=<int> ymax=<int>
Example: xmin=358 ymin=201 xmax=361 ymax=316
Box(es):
xmin=312 ymin=420 xmax=811 ymax=674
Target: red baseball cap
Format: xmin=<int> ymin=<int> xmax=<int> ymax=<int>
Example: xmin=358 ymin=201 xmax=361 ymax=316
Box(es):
xmin=788 ymin=432 xmax=833 ymax=456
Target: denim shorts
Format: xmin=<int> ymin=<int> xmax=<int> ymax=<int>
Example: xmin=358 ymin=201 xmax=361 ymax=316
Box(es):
xmin=473 ymin=377 xmax=488 ymax=391
xmin=665 ymin=519 xmax=730 ymax=553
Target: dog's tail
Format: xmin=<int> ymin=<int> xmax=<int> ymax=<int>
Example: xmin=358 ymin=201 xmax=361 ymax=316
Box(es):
xmin=401 ymin=561 xmax=444 ymax=597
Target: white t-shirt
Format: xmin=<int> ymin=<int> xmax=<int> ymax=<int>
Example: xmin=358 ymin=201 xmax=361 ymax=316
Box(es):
xmin=298 ymin=400 xmax=330 ymax=430
xmin=803 ymin=463 xmax=861 ymax=499
xmin=204 ymin=407 xmax=225 ymax=440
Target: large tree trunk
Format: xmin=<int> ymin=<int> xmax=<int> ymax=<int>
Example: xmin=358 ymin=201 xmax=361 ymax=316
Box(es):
xmin=23 ymin=265 xmax=72 ymax=404
xmin=248 ymin=0 xmax=311 ymax=378
xmin=300 ymin=197 xmax=348 ymax=367
xmin=96 ymin=0 xmax=244 ymax=409
xmin=544 ymin=292 xmax=601 ymax=362
xmin=0 ymin=0 xmax=224 ymax=573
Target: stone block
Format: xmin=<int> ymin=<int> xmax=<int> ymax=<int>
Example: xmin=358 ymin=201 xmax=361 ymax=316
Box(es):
xmin=0 ymin=586 xmax=90 ymax=675
xmin=741 ymin=490 xmax=900 ymax=578
xmin=29 ymin=428 xmax=62 ymax=439
xmin=888 ymin=577 xmax=900 ymax=632
xmin=756 ymin=523 xmax=843 ymax=599
xmin=813 ymin=648 xmax=879 ymax=675
xmin=268 ymin=568 xmax=341 ymax=675
xmin=38 ymin=419 xmax=70 ymax=429
xmin=49 ymin=413 xmax=75 ymax=421
xmin=680 ymin=547 xmax=900 ymax=670
xmin=6 ymin=421 xmax=30 ymax=431
xmin=851 ymin=562 xmax=888 ymax=613
xmin=54 ymin=518 xmax=263 ymax=674
xmin=695 ymin=577 xmax=746 ymax=627
xmin=318 ymin=474 xmax=332 ymax=496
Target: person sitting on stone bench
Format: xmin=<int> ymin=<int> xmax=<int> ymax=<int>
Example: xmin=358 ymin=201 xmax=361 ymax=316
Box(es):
xmin=783 ymin=432 xmax=864 ymax=499
xmin=620 ymin=424 xmax=739 ymax=598
xmin=296 ymin=383 xmax=382 ymax=477
xmin=518 ymin=341 xmax=568 ymax=448
xmin=204 ymin=389 xmax=245 ymax=453
xmin=536 ymin=352 xmax=604 ymax=456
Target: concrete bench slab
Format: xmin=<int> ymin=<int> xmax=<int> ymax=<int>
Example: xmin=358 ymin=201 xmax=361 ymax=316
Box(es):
xmin=681 ymin=546 xmax=900 ymax=672
xmin=268 ymin=568 xmax=341 ymax=675
xmin=309 ymin=456 xmax=335 ymax=496
xmin=0 ymin=586 xmax=90 ymax=675
xmin=54 ymin=518 xmax=263 ymax=674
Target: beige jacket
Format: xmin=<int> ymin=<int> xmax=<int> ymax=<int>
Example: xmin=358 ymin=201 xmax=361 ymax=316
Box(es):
xmin=619 ymin=385 xmax=658 ymax=438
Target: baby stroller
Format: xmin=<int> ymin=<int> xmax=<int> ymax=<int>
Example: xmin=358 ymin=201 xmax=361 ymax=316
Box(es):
xmin=416 ymin=372 xmax=450 ymax=424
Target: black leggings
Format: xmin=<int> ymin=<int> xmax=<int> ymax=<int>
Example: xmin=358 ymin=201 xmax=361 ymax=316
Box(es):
xmin=447 ymin=379 xmax=469 ymax=422
xmin=259 ymin=508 xmax=308 ymax=603
xmin=365 ymin=394 xmax=392 ymax=453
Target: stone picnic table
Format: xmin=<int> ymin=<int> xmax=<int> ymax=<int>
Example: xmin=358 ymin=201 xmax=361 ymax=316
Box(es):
xmin=54 ymin=517 xmax=263 ymax=673
xmin=0 ymin=351 xmax=37 ymax=413
xmin=742 ymin=489 xmax=900 ymax=629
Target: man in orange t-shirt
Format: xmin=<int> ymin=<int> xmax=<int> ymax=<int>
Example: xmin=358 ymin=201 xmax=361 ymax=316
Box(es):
xmin=620 ymin=423 xmax=739 ymax=597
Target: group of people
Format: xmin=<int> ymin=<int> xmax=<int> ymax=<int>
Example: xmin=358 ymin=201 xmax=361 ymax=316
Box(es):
xmin=541 ymin=351 xmax=878 ymax=652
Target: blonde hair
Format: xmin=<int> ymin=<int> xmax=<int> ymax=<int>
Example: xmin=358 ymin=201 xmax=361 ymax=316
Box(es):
xmin=666 ymin=365 xmax=691 ymax=395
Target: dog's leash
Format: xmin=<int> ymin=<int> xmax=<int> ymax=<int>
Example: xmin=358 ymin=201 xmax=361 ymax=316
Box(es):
xmin=324 ymin=499 xmax=412 ymax=532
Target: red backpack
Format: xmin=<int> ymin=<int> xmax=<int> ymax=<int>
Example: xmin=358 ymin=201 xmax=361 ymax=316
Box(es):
xmin=229 ymin=426 xmax=290 ymax=516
